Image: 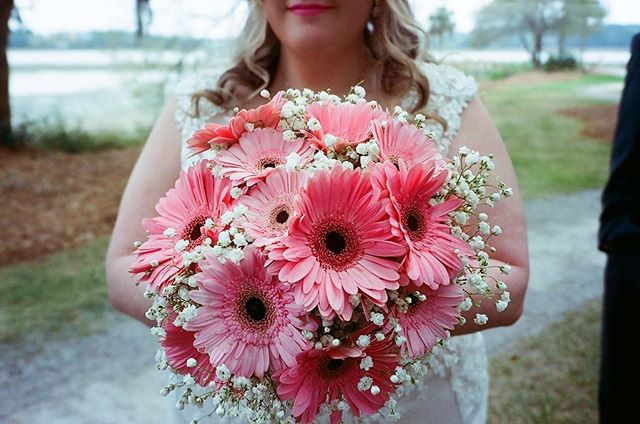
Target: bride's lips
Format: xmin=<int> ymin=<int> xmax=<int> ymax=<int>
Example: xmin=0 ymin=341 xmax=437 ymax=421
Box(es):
xmin=287 ymin=3 xmax=333 ymax=16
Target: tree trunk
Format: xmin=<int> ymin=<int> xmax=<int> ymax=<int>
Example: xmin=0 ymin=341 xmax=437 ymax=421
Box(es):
xmin=532 ymin=30 xmax=543 ymax=67
xmin=136 ymin=0 xmax=144 ymax=43
xmin=136 ymin=0 xmax=151 ymax=44
xmin=0 ymin=0 xmax=12 ymax=147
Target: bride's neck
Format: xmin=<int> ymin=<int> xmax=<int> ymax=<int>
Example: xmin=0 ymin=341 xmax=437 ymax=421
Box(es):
xmin=269 ymin=44 xmax=374 ymax=98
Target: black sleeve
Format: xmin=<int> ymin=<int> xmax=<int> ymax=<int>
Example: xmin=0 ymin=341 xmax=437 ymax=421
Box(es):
xmin=599 ymin=33 xmax=640 ymax=252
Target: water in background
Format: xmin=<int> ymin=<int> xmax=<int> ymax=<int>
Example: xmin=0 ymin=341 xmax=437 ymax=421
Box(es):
xmin=9 ymin=47 xmax=231 ymax=135
xmin=9 ymin=47 xmax=630 ymax=134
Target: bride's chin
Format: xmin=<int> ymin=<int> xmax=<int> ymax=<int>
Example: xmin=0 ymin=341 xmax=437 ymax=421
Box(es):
xmin=283 ymin=32 xmax=358 ymax=58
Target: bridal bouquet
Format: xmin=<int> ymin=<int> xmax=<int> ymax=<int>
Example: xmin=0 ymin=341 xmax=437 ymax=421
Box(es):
xmin=130 ymin=86 xmax=513 ymax=423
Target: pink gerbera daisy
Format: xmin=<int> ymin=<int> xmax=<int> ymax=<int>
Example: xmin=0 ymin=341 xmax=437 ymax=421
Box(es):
xmin=186 ymin=246 xmax=309 ymax=378
xmin=233 ymin=90 xmax=285 ymax=133
xmin=239 ymin=168 xmax=308 ymax=248
xmin=370 ymin=118 xmax=445 ymax=170
xmin=306 ymin=101 xmax=388 ymax=151
xmin=391 ymin=284 xmax=464 ymax=358
xmin=161 ymin=317 xmax=216 ymax=387
xmin=215 ymin=128 xmax=313 ymax=186
xmin=371 ymin=161 xmax=472 ymax=289
xmin=275 ymin=336 xmax=399 ymax=424
xmin=187 ymin=92 xmax=285 ymax=155
xmin=187 ymin=123 xmax=237 ymax=155
xmin=268 ymin=166 xmax=406 ymax=320
xmin=130 ymin=160 xmax=234 ymax=291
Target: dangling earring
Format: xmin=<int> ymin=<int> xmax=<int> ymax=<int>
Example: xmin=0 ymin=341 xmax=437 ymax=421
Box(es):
xmin=368 ymin=0 xmax=380 ymax=33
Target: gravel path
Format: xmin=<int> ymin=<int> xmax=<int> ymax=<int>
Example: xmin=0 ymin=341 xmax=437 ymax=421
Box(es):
xmin=0 ymin=190 xmax=606 ymax=423
xmin=483 ymin=189 xmax=605 ymax=354
xmin=581 ymin=82 xmax=624 ymax=102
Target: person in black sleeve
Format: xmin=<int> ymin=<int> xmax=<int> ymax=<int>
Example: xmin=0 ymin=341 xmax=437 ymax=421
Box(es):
xmin=599 ymin=33 xmax=640 ymax=423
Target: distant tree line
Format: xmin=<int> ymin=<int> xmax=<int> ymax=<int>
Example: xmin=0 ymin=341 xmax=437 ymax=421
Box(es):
xmin=577 ymin=24 xmax=640 ymax=48
xmin=8 ymin=29 xmax=203 ymax=50
xmin=431 ymin=24 xmax=639 ymax=50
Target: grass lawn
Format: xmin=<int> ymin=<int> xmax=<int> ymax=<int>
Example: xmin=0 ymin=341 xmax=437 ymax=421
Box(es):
xmin=481 ymin=73 xmax=618 ymax=198
xmin=0 ymin=237 xmax=111 ymax=343
xmin=489 ymin=300 xmax=601 ymax=423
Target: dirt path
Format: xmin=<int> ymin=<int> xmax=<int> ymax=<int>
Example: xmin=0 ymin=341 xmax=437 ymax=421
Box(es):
xmin=0 ymin=146 xmax=140 ymax=267
xmin=0 ymin=189 xmax=607 ymax=423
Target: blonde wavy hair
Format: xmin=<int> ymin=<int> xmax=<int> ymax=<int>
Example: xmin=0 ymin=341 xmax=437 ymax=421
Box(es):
xmin=193 ymin=0 xmax=434 ymax=116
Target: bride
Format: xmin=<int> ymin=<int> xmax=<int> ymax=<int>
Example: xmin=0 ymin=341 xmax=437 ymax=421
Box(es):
xmin=106 ymin=1 xmax=529 ymax=422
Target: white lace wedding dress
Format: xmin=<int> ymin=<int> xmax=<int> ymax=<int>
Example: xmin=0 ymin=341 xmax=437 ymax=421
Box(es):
xmin=171 ymin=62 xmax=488 ymax=424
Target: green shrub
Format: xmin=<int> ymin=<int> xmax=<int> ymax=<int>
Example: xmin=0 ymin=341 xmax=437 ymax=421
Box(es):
xmin=458 ymin=63 xmax=534 ymax=82
xmin=12 ymin=119 xmax=149 ymax=153
xmin=544 ymin=55 xmax=579 ymax=72
xmin=486 ymin=63 xmax=534 ymax=81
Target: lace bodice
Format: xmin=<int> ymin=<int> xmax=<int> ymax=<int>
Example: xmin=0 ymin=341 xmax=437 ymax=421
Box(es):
xmin=172 ymin=62 xmax=487 ymax=424
xmin=400 ymin=62 xmax=478 ymax=156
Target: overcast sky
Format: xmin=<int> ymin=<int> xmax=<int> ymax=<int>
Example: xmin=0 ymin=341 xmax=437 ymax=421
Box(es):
xmin=14 ymin=0 xmax=640 ymax=38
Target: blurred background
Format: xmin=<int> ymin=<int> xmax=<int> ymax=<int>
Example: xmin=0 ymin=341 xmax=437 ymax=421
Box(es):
xmin=0 ymin=0 xmax=637 ymax=422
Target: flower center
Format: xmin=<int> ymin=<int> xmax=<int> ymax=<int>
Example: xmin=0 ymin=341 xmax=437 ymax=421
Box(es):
xmin=327 ymin=359 xmax=344 ymax=371
xmin=318 ymin=355 xmax=357 ymax=380
xmin=325 ymin=231 xmax=346 ymax=254
xmin=402 ymin=206 xmax=426 ymax=241
xmin=270 ymin=204 xmax=292 ymax=226
xmin=181 ymin=214 xmax=210 ymax=249
xmin=268 ymin=203 xmax=293 ymax=234
xmin=190 ymin=223 xmax=204 ymax=241
xmin=253 ymin=119 xmax=268 ymax=128
xmin=245 ymin=297 xmax=267 ymax=322
xmin=257 ymin=156 xmax=283 ymax=170
xmin=236 ymin=287 xmax=276 ymax=334
xmin=310 ymin=219 xmax=362 ymax=271
xmin=276 ymin=210 xmax=290 ymax=224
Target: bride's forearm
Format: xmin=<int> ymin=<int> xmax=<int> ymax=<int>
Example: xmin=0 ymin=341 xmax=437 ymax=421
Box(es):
xmin=106 ymin=254 xmax=154 ymax=327
xmin=451 ymin=262 xmax=529 ymax=336
xmin=104 ymin=97 xmax=181 ymax=328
